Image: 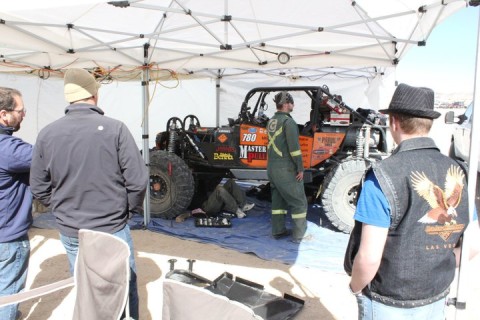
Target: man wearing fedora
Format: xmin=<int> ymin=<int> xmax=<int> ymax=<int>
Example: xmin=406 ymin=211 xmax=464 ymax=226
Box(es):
xmin=344 ymin=83 xmax=480 ymax=319
xmin=30 ymin=68 xmax=148 ymax=319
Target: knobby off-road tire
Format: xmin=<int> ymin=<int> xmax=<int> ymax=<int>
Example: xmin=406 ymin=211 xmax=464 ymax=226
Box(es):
xmin=321 ymin=160 xmax=367 ymax=233
xmin=149 ymin=150 xmax=194 ymax=219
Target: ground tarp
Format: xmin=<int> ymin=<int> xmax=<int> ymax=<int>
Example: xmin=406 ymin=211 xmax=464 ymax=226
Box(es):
xmin=33 ymin=181 xmax=350 ymax=274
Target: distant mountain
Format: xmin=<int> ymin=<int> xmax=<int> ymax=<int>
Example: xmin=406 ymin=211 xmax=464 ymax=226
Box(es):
xmin=435 ymin=91 xmax=472 ymax=105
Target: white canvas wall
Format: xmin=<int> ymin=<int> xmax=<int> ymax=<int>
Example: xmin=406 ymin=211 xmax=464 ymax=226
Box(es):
xmin=0 ymin=74 xmax=216 ymax=148
xmin=1 ymin=72 xmax=395 ymax=149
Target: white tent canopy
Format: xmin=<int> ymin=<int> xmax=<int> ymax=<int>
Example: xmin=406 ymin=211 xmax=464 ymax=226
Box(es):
xmin=0 ymin=0 xmax=470 ymax=223
xmin=0 ymin=0 xmax=467 ymax=80
xmin=2 ymin=1 xmax=478 ymax=316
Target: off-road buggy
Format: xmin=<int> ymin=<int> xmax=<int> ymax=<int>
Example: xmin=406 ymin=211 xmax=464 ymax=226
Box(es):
xmin=149 ymin=85 xmax=390 ymax=233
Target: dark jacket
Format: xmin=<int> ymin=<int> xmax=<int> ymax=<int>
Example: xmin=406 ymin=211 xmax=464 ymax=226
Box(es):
xmin=0 ymin=124 xmax=33 ymax=242
xmin=30 ymin=104 xmax=148 ymax=237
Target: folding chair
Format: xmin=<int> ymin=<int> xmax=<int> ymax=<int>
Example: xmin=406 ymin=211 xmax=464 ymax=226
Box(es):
xmin=163 ymin=279 xmax=262 ymax=320
xmin=0 ymin=229 xmax=131 ymax=320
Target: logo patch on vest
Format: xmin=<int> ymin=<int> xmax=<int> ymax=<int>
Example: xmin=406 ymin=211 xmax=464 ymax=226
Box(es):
xmin=411 ymin=165 xmax=466 ymax=241
xmin=267 ymin=119 xmax=277 ymax=133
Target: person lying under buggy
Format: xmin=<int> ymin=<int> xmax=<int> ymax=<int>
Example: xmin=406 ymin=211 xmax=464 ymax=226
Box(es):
xmin=176 ymin=179 xmax=255 ymax=222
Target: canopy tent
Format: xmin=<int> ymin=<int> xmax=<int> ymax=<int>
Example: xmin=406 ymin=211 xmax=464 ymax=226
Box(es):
xmin=0 ymin=0 xmax=468 ymax=77
xmin=0 ymin=0 xmax=470 ymax=228
xmin=1 ymin=0 xmax=479 ymax=317
xmin=0 ymin=0 xmax=470 ymax=216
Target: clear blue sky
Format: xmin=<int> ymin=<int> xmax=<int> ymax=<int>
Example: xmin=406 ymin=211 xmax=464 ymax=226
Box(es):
xmin=396 ymin=6 xmax=479 ymax=97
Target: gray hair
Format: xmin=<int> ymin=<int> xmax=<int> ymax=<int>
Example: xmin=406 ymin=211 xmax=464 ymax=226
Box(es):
xmin=0 ymin=87 xmax=22 ymax=112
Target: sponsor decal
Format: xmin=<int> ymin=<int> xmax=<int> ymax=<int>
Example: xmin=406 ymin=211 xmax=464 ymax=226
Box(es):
xmin=242 ymin=133 xmax=257 ymax=142
xmin=319 ymin=136 xmax=339 ymax=147
xmin=217 ymin=133 xmax=228 ymax=143
xmin=239 ymin=145 xmax=267 ymax=163
xmin=215 ymin=145 xmax=235 ymax=153
xmin=248 ymin=127 xmax=257 ymax=133
xmin=313 ymin=149 xmax=328 ymax=155
xmin=217 ymin=129 xmax=231 ymax=133
xmin=214 ymin=153 xmax=234 ymax=160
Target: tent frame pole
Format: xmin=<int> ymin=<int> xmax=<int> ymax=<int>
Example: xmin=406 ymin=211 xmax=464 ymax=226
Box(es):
xmin=142 ymin=43 xmax=151 ymax=227
xmin=216 ymin=69 xmax=221 ymax=127
xmin=452 ymin=6 xmax=480 ymax=319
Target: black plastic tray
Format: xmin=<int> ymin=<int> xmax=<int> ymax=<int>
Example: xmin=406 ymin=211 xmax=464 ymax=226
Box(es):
xmin=165 ymin=269 xmax=212 ymax=287
xmin=195 ymin=217 xmax=232 ymax=228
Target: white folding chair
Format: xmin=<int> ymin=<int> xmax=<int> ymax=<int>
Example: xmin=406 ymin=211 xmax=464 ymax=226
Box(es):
xmin=0 ymin=229 xmax=131 ymax=320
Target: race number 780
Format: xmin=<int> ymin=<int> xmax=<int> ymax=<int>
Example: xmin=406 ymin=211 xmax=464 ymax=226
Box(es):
xmin=242 ymin=133 xmax=257 ymax=142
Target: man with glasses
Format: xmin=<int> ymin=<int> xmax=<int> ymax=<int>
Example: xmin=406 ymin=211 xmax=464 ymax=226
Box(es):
xmin=0 ymin=87 xmax=32 ymax=320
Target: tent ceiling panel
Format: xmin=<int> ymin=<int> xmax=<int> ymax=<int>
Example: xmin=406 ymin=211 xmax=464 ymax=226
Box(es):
xmin=0 ymin=0 xmax=468 ymax=81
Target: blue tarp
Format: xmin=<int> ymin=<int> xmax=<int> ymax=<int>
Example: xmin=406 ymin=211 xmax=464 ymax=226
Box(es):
xmin=143 ymin=192 xmax=350 ymax=273
xmin=33 ymin=184 xmax=350 ymax=274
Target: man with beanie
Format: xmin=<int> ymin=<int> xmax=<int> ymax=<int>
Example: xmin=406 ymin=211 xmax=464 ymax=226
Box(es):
xmin=267 ymin=91 xmax=308 ymax=243
xmin=30 ymin=68 xmax=148 ymax=319
xmin=344 ymin=83 xmax=480 ymax=319
xmin=0 ymin=87 xmax=32 ymax=320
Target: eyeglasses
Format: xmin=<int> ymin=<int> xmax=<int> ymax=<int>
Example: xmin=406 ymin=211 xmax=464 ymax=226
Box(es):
xmin=10 ymin=108 xmax=26 ymax=115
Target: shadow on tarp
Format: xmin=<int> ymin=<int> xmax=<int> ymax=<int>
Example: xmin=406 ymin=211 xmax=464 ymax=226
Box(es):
xmin=142 ymin=195 xmax=349 ymax=273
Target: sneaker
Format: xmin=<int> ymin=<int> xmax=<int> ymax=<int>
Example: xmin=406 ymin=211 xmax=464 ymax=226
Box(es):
xmin=191 ymin=208 xmax=206 ymax=215
xmin=242 ymin=203 xmax=255 ymax=212
xmin=272 ymin=229 xmax=291 ymax=239
xmin=235 ymin=208 xmax=246 ymax=218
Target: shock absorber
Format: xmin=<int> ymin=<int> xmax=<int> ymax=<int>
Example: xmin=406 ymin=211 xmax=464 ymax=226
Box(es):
xmin=363 ymin=125 xmax=371 ymax=159
xmin=168 ymin=122 xmax=177 ymax=153
xmin=356 ymin=126 xmax=365 ymax=158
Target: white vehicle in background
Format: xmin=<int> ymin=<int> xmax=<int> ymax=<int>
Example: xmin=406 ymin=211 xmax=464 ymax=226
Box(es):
xmin=444 ymin=102 xmax=480 ymax=173
xmin=445 ymin=103 xmax=480 ymax=210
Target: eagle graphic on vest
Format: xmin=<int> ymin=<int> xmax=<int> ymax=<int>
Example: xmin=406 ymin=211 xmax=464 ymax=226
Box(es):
xmin=411 ymin=165 xmax=465 ymax=225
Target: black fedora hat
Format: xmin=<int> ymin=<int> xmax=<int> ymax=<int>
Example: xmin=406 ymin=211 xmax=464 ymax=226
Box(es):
xmin=379 ymin=83 xmax=440 ymax=119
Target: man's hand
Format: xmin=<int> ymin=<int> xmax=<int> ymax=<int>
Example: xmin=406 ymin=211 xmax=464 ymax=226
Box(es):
xmin=296 ymin=171 xmax=304 ymax=181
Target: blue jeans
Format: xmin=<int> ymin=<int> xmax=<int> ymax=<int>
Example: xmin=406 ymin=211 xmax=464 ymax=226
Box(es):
xmin=0 ymin=235 xmax=30 ymax=320
xmin=60 ymin=225 xmax=139 ymax=320
xmin=356 ymin=294 xmax=446 ymax=320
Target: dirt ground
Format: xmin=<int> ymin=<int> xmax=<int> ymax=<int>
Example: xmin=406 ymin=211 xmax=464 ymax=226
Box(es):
xmin=18 ymin=226 xmax=480 ymax=320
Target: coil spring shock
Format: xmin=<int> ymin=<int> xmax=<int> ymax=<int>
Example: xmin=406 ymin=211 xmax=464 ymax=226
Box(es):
xmin=356 ymin=127 xmax=365 ymax=158
xmin=363 ymin=125 xmax=371 ymax=158
xmin=168 ymin=123 xmax=177 ymax=153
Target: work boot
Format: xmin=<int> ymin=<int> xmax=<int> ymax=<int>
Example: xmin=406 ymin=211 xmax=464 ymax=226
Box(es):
xmin=272 ymin=229 xmax=291 ymax=239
